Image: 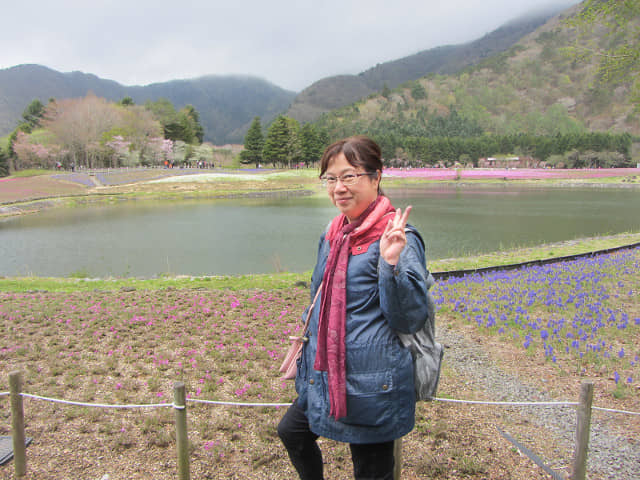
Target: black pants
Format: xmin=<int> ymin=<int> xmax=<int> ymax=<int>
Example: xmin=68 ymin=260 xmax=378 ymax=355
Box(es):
xmin=277 ymin=400 xmax=395 ymax=480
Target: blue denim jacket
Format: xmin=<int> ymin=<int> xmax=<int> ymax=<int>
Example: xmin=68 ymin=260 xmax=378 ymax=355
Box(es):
xmin=295 ymin=226 xmax=430 ymax=443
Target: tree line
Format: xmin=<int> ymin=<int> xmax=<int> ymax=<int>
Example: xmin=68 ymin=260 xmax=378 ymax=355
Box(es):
xmin=247 ymin=110 xmax=634 ymax=169
xmin=2 ymin=98 xmax=636 ymax=177
xmin=311 ymin=106 xmax=635 ymax=168
xmin=240 ymin=115 xmax=329 ymax=168
xmin=1 ymin=95 xmax=205 ymax=174
xmin=369 ymin=131 xmax=634 ymax=168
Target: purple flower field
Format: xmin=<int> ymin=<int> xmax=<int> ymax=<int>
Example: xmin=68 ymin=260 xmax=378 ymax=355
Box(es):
xmin=433 ymin=247 xmax=640 ymax=392
xmin=51 ymin=173 xmax=97 ymax=187
xmin=52 ymin=169 xmax=209 ymax=187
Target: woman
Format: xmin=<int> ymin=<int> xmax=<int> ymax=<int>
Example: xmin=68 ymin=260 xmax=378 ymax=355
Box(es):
xmin=278 ymin=135 xmax=431 ymax=480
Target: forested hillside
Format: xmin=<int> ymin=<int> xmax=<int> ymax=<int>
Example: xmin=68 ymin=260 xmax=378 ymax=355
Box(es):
xmin=286 ymin=4 xmax=573 ymax=123
xmin=312 ymin=0 xmax=640 ymax=164
xmin=0 ymin=65 xmax=296 ymax=144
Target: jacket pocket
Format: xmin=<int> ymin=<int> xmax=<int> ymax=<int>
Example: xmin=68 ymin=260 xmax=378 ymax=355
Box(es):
xmin=341 ymin=371 xmax=394 ymax=427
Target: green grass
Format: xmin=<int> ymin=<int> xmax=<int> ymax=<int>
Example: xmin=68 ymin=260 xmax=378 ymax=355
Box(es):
xmin=0 ymin=272 xmax=311 ymax=292
xmin=431 ymin=231 xmax=640 ymax=271
xmin=8 ymin=169 xmax=58 ymax=177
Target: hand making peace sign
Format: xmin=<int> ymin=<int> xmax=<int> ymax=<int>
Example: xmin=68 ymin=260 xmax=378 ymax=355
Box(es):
xmin=379 ymin=206 xmax=412 ymax=266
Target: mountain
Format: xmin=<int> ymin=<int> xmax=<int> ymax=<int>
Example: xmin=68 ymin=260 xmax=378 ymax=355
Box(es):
xmin=286 ymin=4 xmax=575 ymax=123
xmin=0 ymin=65 xmax=296 ymax=144
xmin=313 ymin=1 xmax=640 ymax=143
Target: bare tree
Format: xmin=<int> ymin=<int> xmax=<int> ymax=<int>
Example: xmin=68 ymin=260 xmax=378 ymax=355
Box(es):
xmin=45 ymin=94 xmax=120 ymax=168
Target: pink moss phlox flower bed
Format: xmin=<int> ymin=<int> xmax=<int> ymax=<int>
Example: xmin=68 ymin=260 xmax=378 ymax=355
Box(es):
xmin=383 ymin=167 xmax=640 ymax=180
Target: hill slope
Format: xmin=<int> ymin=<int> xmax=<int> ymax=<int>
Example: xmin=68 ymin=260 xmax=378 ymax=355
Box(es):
xmin=0 ymin=65 xmax=296 ymax=144
xmin=286 ymin=5 xmax=573 ymax=123
xmin=314 ymin=1 xmax=640 ymax=144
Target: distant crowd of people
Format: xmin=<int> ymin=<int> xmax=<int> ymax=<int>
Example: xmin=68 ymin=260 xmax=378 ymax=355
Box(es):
xmin=164 ymin=160 xmax=214 ymax=169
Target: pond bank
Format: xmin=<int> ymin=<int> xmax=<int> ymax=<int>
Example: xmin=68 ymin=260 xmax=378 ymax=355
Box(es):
xmin=0 ymin=188 xmax=315 ymax=218
xmin=3 ymin=178 xmax=640 ymax=219
xmin=2 ymin=168 xmax=639 ymax=218
xmin=1 ymin=231 xmax=639 ymax=292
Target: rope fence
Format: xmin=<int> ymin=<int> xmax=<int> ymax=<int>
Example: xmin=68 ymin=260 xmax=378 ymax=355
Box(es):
xmin=5 ymin=390 xmax=638 ymax=415
xmin=19 ymin=392 xmax=179 ymax=409
xmin=592 ymin=405 xmax=640 ymax=415
xmin=2 ymin=372 xmax=639 ymax=480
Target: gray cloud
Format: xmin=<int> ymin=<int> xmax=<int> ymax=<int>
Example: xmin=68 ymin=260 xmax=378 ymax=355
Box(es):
xmin=0 ymin=0 xmax=581 ymax=92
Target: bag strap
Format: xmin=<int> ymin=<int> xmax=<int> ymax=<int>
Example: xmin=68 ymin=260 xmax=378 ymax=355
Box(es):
xmin=300 ymin=283 xmax=322 ymax=338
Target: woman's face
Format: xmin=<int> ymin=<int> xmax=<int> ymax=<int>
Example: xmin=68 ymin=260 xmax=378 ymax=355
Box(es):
xmin=325 ymin=153 xmax=380 ymax=222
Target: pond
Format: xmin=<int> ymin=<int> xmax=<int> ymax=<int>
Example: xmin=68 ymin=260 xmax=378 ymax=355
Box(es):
xmin=1 ymin=185 xmax=639 ymax=277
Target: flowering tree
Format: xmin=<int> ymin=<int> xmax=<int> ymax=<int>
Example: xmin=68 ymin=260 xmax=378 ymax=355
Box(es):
xmin=105 ymin=135 xmax=132 ymax=167
xmin=9 ymin=94 xmax=182 ymax=171
xmin=11 ymin=131 xmax=61 ymax=169
xmin=118 ymin=105 xmax=164 ymax=165
xmin=145 ymin=137 xmax=174 ymax=166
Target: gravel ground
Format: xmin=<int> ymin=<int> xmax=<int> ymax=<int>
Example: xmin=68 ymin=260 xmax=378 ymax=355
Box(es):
xmin=437 ymin=324 xmax=640 ymax=480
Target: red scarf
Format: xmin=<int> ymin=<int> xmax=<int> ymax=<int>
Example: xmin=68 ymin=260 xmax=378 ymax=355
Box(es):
xmin=314 ymin=195 xmax=395 ymax=420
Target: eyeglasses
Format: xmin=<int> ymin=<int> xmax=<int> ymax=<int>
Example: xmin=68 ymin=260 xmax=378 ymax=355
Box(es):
xmin=320 ymin=172 xmax=374 ymax=188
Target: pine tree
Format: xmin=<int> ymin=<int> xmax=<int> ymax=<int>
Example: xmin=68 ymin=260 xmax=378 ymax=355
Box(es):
xmin=262 ymin=116 xmax=289 ymax=167
xmin=285 ymin=117 xmax=302 ymax=168
xmin=381 ymin=83 xmax=391 ymax=99
xmin=21 ymin=99 xmax=45 ymax=132
xmin=0 ymin=147 xmax=9 ymax=177
xmin=241 ymin=116 xmax=264 ymax=168
xmin=300 ymin=123 xmax=325 ymax=165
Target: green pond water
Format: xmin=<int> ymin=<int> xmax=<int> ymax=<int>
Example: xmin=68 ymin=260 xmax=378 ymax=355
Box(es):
xmin=1 ymin=185 xmax=639 ymax=277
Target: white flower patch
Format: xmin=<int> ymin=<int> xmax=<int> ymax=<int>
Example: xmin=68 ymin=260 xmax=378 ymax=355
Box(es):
xmin=147 ymin=173 xmax=269 ymax=183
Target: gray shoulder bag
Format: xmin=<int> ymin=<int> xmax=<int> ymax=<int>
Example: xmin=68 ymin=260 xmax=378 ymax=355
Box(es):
xmin=396 ymin=272 xmax=444 ymax=401
xmin=394 ymin=226 xmax=444 ymax=401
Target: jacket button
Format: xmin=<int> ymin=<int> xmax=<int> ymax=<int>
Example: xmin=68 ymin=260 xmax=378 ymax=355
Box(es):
xmin=309 ymin=379 xmax=315 ymax=385
xmin=382 ymin=384 xmax=388 ymax=390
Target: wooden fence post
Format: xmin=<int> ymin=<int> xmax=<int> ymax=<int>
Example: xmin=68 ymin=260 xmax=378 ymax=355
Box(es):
xmin=571 ymin=381 xmax=594 ymax=480
xmin=174 ymin=381 xmax=190 ymax=480
xmin=393 ymin=438 xmax=402 ymax=479
xmin=9 ymin=371 xmax=27 ymax=478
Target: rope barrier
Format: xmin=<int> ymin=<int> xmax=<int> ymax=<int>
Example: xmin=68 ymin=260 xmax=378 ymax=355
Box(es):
xmin=188 ymin=398 xmax=292 ymax=408
xmin=433 ymin=397 xmax=579 ymax=407
xmin=19 ymin=393 xmax=180 ymax=409
xmin=592 ymin=406 xmax=640 ymax=416
xmin=4 ymin=391 xmax=638 ymax=416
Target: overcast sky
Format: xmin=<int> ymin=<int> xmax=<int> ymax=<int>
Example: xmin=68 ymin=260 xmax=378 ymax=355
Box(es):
xmin=1 ymin=0 xmax=581 ymax=92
